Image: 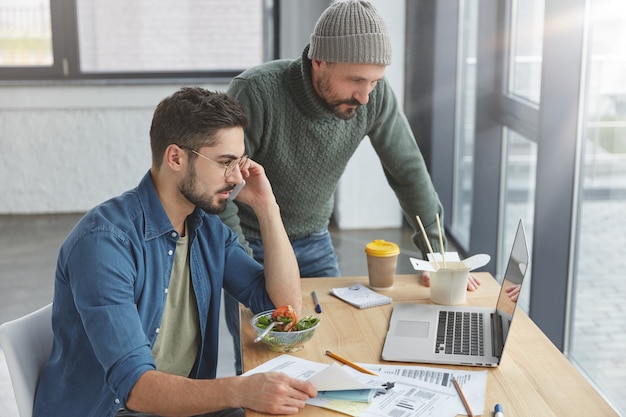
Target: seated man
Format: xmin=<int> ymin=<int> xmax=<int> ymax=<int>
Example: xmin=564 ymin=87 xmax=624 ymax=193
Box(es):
xmin=33 ymin=87 xmax=316 ymax=417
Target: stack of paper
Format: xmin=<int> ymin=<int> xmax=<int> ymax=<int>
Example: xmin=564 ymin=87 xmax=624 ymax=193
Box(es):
xmin=244 ymin=355 xmax=379 ymax=416
xmin=309 ymin=364 xmax=378 ymax=402
xmin=244 ymin=354 xmax=488 ymax=417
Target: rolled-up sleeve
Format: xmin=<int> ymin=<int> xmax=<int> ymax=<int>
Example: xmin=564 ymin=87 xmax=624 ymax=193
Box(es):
xmin=221 ymin=227 xmax=274 ymax=314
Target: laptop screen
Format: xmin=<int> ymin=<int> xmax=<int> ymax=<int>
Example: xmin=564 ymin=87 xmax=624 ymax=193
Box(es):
xmin=492 ymin=220 xmax=529 ymax=357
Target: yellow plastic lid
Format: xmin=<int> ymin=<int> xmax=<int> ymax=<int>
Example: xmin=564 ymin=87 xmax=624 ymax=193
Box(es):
xmin=365 ymin=240 xmax=400 ymax=257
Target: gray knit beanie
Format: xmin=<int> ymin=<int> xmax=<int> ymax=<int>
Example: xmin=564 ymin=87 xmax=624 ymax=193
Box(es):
xmin=308 ymin=0 xmax=392 ymax=65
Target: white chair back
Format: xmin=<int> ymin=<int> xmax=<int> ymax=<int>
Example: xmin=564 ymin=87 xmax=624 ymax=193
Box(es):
xmin=0 ymin=303 xmax=53 ymax=417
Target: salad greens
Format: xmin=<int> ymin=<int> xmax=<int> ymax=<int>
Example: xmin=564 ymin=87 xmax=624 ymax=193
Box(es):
xmin=256 ymin=314 xmax=320 ymax=332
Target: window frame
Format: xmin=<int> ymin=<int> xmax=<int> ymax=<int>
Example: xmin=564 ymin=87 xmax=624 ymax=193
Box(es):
xmin=0 ymin=0 xmax=279 ymax=82
xmin=419 ymin=0 xmax=586 ymax=353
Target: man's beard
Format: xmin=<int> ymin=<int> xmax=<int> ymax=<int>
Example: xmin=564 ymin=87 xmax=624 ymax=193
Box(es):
xmin=316 ymin=78 xmax=361 ymax=120
xmin=180 ymin=165 xmax=231 ymax=214
xmin=329 ymin=101 xmax=359 ymax=120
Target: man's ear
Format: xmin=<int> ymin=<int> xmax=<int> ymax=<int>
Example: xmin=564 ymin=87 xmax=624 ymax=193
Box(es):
xmin=164 ymin=144 xmax=187 ymax=172
xmin=311 ymin=59 xmax=324 ymax=71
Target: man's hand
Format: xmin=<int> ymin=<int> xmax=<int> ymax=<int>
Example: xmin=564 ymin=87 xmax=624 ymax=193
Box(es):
xmin=238 ymin=372 xmax=317 ymax=415
xmin=232 ymin=158 xmax=276 ymax=210
xmin=419 ymin=271 xmax=481 ymax=291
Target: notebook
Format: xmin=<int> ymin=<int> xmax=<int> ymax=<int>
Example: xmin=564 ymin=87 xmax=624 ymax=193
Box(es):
xmin=381 ymin=220 xmax=529 ymax=367
xmin=330 ymin=283 xmax=392 ymax=309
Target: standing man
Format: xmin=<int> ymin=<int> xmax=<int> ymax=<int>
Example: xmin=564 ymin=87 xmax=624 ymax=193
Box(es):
xmin=34 ymin=87 xmax=316 ymax=417
xmin=221 ymin=0 xmax=479 ymax=373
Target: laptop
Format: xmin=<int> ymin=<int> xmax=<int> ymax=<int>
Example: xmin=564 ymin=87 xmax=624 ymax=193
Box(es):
xmin=381 ymin=220 xmax=529 ymax=367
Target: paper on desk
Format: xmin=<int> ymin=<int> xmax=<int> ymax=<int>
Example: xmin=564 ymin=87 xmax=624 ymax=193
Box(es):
xmin=244 ymin=355 xmax=379 ymax=416
xmin=311 ymin=399 xmax=371 ymax=416
xmin=311 ymin=362 xmax=455 ymax=417
xmin=363 ymin=362 xmax=488 ymax=416
xmin=308 ymin=363 xmax=378 ymax=403
xmin=316 ymin=388 xmax=377 ymax=403
xmin=242 ymin=353 xmax=324 ymax=379
xmin=329 ymin=365 xmax=458 ymax=417
xmin=243 ymin=355 xmax=372 ymax=391
xmin=244 ymin=354 xmax=469 ymax=417
xmin=308 ymin=362 xmax=371 ymax=390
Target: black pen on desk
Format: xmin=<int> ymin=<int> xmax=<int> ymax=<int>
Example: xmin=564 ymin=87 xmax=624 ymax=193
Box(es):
xmin=311 ymin=290 xmax=322 ymax=313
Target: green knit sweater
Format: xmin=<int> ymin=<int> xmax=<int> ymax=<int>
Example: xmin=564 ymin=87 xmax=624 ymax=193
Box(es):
xmin=221 ymin=46 xmax=446 ymax=259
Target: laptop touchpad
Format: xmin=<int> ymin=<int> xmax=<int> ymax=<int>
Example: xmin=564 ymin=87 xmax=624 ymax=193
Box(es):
xmin=395 ymin=320 xmax=429 ymax=338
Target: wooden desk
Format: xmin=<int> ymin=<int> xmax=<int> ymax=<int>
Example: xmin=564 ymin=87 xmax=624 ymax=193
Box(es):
xmin=241 ymin=274 xmax=617 ymax=416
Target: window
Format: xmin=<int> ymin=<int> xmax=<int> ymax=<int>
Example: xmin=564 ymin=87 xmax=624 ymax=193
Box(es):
xmin=500 ymin=128 xmax=536 ymax=310
xmin=426 ymin=0 xmax=625 ymax=413
xmin=0 ymin=0 xmax=52 ymax=67
xmin=452 ymin=0 xmax=479 ymax=249
xmin=571 ymin=0 xmax=626 ymax=412
xmin=0 ymin=0 xmax=276 ymax=80
xmin=508 ymin=0 xmax=544 ymax=103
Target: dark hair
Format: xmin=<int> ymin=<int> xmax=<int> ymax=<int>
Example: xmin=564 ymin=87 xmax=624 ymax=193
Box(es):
xmin=149 ymin=87 xmax=248 ymax=167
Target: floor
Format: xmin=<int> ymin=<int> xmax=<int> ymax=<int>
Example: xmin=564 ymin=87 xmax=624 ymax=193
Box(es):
xmin=1 ymin=214 xmax=623 ymax=416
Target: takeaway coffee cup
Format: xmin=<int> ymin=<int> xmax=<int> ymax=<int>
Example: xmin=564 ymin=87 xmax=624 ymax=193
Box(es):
xmin=365 ymin=240 xmax=400 ymax=290
xmin=429 ymin=261 xmax=469 ymax=305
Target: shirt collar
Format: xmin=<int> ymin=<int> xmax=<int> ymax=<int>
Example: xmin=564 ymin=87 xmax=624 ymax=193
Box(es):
xmin=136 ymin=171 xmax=204 ymax=241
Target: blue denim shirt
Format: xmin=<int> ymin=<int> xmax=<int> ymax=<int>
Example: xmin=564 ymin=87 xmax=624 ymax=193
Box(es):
xmin=34 ymin=172 xmax=275 ymax=417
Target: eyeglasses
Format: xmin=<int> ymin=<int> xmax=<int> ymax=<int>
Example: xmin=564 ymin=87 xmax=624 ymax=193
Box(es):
xmin=177 ymin=144 xmax=248 ymax=177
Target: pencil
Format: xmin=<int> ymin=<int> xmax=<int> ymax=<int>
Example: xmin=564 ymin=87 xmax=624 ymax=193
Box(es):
xmin=452 ymin=377 xmax=474 ymax=417
xmin=325 ymin=350 xmax=377 ymax=376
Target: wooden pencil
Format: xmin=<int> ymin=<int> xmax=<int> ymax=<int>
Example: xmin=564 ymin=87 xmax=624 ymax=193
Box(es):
xmin=325 ymin=350 xmax=378 ymax=376
xmin=452 ymin=377 xmax=474 ymax=417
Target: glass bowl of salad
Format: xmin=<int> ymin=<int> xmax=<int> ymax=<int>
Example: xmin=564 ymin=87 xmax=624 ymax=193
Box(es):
xmin=251 ymin=306 xmax=321 ymax=352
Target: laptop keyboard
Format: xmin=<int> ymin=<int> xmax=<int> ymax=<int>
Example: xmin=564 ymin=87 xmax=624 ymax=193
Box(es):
xmin=435 ymin=311 xmax=484 ymax=356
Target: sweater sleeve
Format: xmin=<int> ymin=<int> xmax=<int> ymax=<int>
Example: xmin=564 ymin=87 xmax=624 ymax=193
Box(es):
xmin=219 ymin=76 xmax=266 ymax=255
xmin=367 ymin=79 xmax=447 ymax=258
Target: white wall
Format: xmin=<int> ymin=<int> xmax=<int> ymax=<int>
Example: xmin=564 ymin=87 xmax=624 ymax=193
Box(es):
xmin=0 ymin=1 xmax=406 ymax=229
xmin=0 ymin=84 xmax=227 ymax=213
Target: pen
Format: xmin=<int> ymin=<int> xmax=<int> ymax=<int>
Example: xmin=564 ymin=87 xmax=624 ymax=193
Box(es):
xmin=452 ymin=377 xmax=474 ymax=417
xmin=325 ymin=350 xmax=378 ymax=376
xmin=494 ymin=403 xmax=504 ymax=417
xmin=312 ymin=290 xmax=322 ymax=313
